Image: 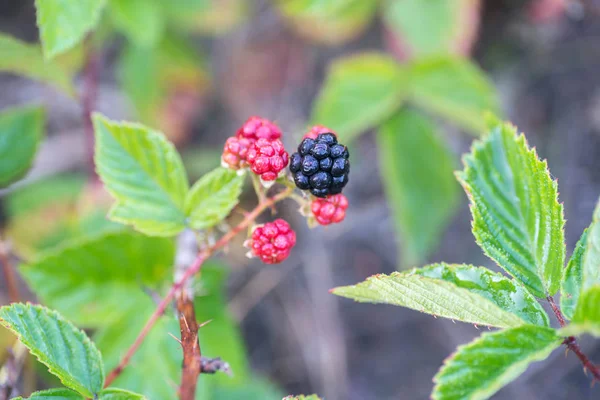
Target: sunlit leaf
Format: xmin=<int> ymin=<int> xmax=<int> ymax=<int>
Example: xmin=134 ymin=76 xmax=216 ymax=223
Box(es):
xmin=0 ymin=304 xmax=104 ymax=397
xmin=14 ymin=388 xmax=84 ymax=399
xmin=378 ymin=109 xmax=459 ymax=266
xmin=581 ymin=198 xmax=600 ymax=291
xmin=433 ymin=325 xmax=560 ymax=399
xmin=0 ymin=105 xmax=44 ymax=188
xmin=560 ymin=228 xmax=588 ymax=320
xmin=457 ymin=120 xmax=565 ymax=297
xmin=99 ymin=388 xmax=147 ymax=399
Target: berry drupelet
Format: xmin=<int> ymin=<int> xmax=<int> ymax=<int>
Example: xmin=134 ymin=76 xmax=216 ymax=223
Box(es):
xmin=303 ymin=125 xmax=336 ymax=140
xmin=249 ymin=219 xmax=296 ymax=264
xmin=311 ymin=194 xmax=349 ymax=225
xmin=221 ymin=136 xmax=253 ymax=170
xmin=246 ymin=138 xmax=289 ymax=182
xmin=237 ymin=116 xmax=282 ymax=141
xmin=290 ymin=132 xmax=349 ymax=197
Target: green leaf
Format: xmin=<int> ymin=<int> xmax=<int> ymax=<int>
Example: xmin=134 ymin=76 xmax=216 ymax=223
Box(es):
xmin=35 ymin=0 xmax=107 ymax=59
xmin=20 ymin=231 xmax=174 ymax=326
xmin=14 ymin=388 xmax=84 ymax=399
xmin=185 ymin=168 xmax=244 ymax=230
xmin=108 ymin=0 xmax=164 ymax=47
xmin=332 ymin=265 xmax=529 ymax=328
xmin=0 ymin=304 xmax=104 ymax=398
xmin=93 ymin=113 xmax=189 ymax=236
xmin=560 ymin=285 xmax=600 ymax=338
xmin=560 ymin=228 xmax=588 ymax=320
xmin=414 ymin=264 xmax=549 ymax=326
xmin=377 ymin=109 xmax=459 ymax=266
xmin=0 ymin=34 xmax=75 ymax=94
xmin=274 ymin=0 xmax=378 ymax=45
xmin=99 ymin=388 xmax=147 ymax=400
xmin=581 ymin=198 xmax=600 ymax=291
xmin=381 ymin=0 xmax=477 ymax=58
xmin=433 ymin=325 xmax=560 ymax=400
xmin=0 ymin=105 xmax=45 ymax=188
xmin=311 ymin=53 xmax=408 ymax=143
xmin=457 ymin=121 xmax=565 ymax=297
xmin=408 ymin=57 xmax=498 ymax=135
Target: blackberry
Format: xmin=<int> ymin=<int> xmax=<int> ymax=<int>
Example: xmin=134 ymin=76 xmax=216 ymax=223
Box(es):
xmin=290 ymin=133 xmax=349 ymax=197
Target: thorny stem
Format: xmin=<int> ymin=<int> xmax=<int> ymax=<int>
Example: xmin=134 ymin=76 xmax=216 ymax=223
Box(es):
xmin=0 ymin=239 xmax=19 ymax=304
xmin=104 ymin=186 xmax=293 ymax=388
xmin=177 ymin=291 xmax=202 ymax=400
xmin=547 ymin=296 xmax=600 ymax=381
xmin=82 ymin=40 xmax=100 ymax=179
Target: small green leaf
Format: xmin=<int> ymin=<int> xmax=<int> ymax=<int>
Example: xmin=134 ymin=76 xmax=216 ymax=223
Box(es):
xmin=560 ymin=228 xmax=588 ymax=320
xmin=13 ymin=388 xmax=84 ymax=399
xmin=185 ymin=168 xmax=244 ymax=230
xmin=457 ymin=121 xmax=565 ymax=297
xmin=0 ymin=304 xmax=104 ymax=398
xmin=274 ymin=0 xmax=378 ymax=45
xmin=381 ymin=0 xmax=477 ymax=57
xmin=93 ymin=113 xmax=189 ymax=236
xmin=0 ymin=105 xmax=45 ymax=188
xmin=378 ymin=109 xmax=459 ymax=266
xmin=559 ymin=285 xmax=600 ymax=338
xmin=414 ymin=264 xmax=549 ymax=327
xmin=582 ymin=198 xmax=600 ymax=291
xmin=0 ymin=34 xmax=75 ymax=94
xmin=99 ymin=388 xmax=147 ymax=400
xmin=311 ymin=53 xmax=408 ymax=142
xmin=35 ymin=0 xmax=107 ymax=59
xmin=433 ymin=325 xmax=560 ymax=400
xmin=408 ymin=57 xmax=498 ymax=135
xmin=108 ymin=0 xmax=164 ymax=47
xmin=332 ymin=266 xmax=528 ymax=328
xmin=20 ymin=231 xmax=174 ymax=326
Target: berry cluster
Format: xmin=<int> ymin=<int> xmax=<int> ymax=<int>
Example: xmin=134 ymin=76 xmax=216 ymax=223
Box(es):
xmin=290 ymin=133 xmax=350 ymax=197
xmin=221 ymin=119 xmax=351 ymax=264
xmin=248 ymin=219 xmax=296 ymax=264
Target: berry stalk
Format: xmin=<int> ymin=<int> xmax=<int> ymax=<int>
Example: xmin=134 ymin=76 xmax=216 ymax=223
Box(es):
xmin=104 ymin=186 xmax=293 ymax=388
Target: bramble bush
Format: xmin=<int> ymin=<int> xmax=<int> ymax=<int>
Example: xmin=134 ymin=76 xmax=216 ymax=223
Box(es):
xmin=1 ymin=1 xmax=597 ymax=400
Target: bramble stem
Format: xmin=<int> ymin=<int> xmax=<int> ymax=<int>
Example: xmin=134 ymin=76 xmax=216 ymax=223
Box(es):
xmin=177 ymin=290 xmax=202 ymax=400
xmin=547 ymin=296 xmax=600 ymax=381
xmin=103 ymin=186 xmax=293 ymax=388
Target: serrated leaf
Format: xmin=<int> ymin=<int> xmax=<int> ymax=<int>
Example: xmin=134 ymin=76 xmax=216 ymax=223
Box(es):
xmin=274 ymin=0 xmax=378 ymax=45
xmin=559 ymin=285 xmax=600 ymax=338
xmin=0 ymin=304 xmax=104 ymax=397
xmin=582 ymin=198 xmax=600 ymax=291
xmin=0 ymin=105 xmax=45 ymax=188
xmin=560 ymin=228 xmax=588 ymax=320
xmin=332 ymin=265 xmax=528 ymax=328
xmin=408 ymin=57 xmax=498 ymax=135
xmin=415 ymin=264 xmax=549 ymax=326
xmin=0 ymin=34 xmax=75 ymax=94
xmin=378 ymin=109 xmax=459 ymax=266
xmin=35 ymin=0 xmax=107 ymax=59
xmin=185 ymin=168 xmax=244 ymax=230
xmin=433 ymin=325 xmax=560 ymax=400
xmin=108 ymin=0 xmax=164 ymax=47
xmin=93 ymin=113 xmax=189 ymax=236
xmin=99 ymin=388 xmax=147 ymax=399
xmin=457 ymin=121 xmax=565 ymax=297
xmin=381 ymin=0 xmax=479 ymax=58
xmin=13 ymin=388 xmax=84 ymax=399
xmin=311 ymin=53 xmax=408 ymax=143
xmin=20 ymin=231 xmax=174 ymax=326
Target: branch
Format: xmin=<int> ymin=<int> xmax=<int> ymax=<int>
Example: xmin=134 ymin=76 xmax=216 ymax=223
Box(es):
xmin=104 ymin=186 xmax=292 ymax=388
xmin=177 ymin=291 xmax=201 ymax=400
xmin=0 ymin=239 xmax=20 ymax=304
xmin=547 ymin=296 xmax=600 ymax=381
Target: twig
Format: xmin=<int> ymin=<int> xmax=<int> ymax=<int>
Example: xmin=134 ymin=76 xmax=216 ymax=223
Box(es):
xmin=104 ymin=186 xmax=293 ymax=388
xmin=177 ymin=291 xmax=201 ymax=400
xmin=0 ymin=239 xmax=20 ymax=304
xmin=547 ymin=296 xmax=600 ymax=381
xmin=82 ymin=40 xmax=100 ymax=179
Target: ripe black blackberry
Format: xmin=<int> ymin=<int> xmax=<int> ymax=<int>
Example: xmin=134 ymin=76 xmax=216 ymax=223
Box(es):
xmin=289 ymin=133 xmax=350 ymax=197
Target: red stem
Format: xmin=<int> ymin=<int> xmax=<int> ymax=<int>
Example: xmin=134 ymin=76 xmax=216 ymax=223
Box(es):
xmin=103 ymin=187 xmax=292 ymax=388
xmin=547 ymin=296 xmax=600 ymax=381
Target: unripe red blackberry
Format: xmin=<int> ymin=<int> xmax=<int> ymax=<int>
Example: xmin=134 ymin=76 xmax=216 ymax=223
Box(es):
xmin=237 ymin=116 xmax=282 ymax=141
xmin=303 ymin=125 xmax=337 ymax=140
xmin=246 ymin=138 xmax=289 ymax=182
xmin=290 ymin=133 xmax=349 ymax=197
xmin=311 ymin=194 xmax=348 ymax=225
xmin=221 ymin=136 xmax=252 ymax=170
xmin=249 ymin=219 xmax=296 ymax=264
